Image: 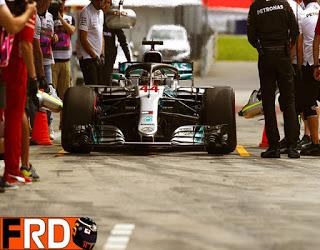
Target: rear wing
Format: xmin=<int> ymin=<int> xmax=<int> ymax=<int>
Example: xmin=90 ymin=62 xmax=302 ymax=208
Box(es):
xmin=118 ymin=62 xmax=193 ymax=80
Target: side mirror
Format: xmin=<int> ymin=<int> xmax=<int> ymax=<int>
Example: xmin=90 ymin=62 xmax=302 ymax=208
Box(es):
xmin=105 ymin=8 xmax=136 ymax=29
xmin=112 ymin=73 xmax=126 ymax=80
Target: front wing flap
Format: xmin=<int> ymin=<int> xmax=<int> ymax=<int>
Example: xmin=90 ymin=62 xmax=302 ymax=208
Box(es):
xmin=90 ymin=124 xmax=228 ymax=148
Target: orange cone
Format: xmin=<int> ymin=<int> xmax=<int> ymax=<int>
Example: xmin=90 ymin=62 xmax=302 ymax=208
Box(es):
xmin=31 ymin=111 xmax=52 ymax=145
xmin=259 ymin=126 xmax=269 ymax=148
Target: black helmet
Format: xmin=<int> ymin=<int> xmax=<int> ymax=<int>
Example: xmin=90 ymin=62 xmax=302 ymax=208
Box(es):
xmin=72 ymin=217 xmax=98 ymax=250
xmin=48 ymin=0 xmax=62 ymax=20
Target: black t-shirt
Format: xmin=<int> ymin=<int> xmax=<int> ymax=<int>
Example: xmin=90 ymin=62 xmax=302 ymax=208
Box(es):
xmin=103 ymin=19 xmax=131 ymax=65
xmin=247 ymin=0 xmax=299 ymax=48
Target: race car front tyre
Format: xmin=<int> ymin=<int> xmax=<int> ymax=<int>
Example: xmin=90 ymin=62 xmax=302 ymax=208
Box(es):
xmin=61 ymin=86 xmax=95 ymax=154
xmin=201 ymin=86 xmax=237 ymax=154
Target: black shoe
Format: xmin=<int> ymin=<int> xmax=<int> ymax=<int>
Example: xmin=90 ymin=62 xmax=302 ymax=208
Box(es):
xmin=280 ymin=148 xmax=288 ymax=154
xmin=300 ymin=144 xmax=320 ymax=156
xmin=20 ymin=164 xmax=40 ymax=181
xmin=280 ymin=147 xmax=288 ymax=154
xmin=279 ymin=138 xmax=301 ymax=154
xmin=298 ymin=135 xmax=312 ymax=150
xmin=279 ymin=138 xmax=287 ymax=149
xmin=287 ymin=147 xmax=300 ymax=158
xmin=261 ymin=147 xmax=280 ymax=158
xmin=279 ymin=138 xmax=288 ymax=154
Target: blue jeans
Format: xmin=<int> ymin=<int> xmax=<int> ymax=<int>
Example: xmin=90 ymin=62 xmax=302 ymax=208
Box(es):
xmin=44 ymin=64 xmax=53 ymax=126
xmin=44 ymin=64 xmax=52 ymax=85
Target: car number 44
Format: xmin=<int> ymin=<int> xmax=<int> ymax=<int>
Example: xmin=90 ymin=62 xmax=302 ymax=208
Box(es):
xmin=140 ymin=85 xmax=159 ymax=92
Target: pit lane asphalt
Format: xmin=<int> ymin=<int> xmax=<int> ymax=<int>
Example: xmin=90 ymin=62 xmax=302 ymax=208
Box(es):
xmin=1 ymin=62 xmax=320 ymax=250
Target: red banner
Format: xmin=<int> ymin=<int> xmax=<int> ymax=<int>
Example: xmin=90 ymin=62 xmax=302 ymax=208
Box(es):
xmin=203 ymin=0 xmax=252 ymax=9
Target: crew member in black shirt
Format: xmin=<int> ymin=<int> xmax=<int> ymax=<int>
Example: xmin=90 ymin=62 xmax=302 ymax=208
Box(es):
xmin=247 ymin=0 xmax=300 ymax=158
xmin=102 ymin=21 xmax=131 ymax=85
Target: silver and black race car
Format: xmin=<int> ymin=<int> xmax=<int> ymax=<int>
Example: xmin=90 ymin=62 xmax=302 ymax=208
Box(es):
xmin=61 ymin=41 xmax=237 ymax=154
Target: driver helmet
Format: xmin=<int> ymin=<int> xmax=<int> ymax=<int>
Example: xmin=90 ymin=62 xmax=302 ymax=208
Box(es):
xmin=72 ymin=217 xmax=97 ymax=250
xmin=153 ymin=69 xmax=166 ymax=85
xmin=140 ymin=70 xmax=150 ymax=85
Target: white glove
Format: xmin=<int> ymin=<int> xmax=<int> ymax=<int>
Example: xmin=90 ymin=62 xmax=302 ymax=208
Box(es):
xmin=48 ymin=84 xmax=58 ymax=99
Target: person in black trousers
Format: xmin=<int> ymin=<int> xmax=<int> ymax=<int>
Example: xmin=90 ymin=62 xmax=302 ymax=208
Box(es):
xmin=247 ymin=0 xmax=300 ymax=158
xmin=78 ymin=0 xmax=105 ymax=85
xmin=102 ymin=16 xmax=131 ymax=85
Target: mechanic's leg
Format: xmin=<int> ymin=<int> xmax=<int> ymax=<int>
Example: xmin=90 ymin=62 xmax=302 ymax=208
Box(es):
xmin=44 ymin=65 xmax=54 ymax=139
xmin=103 ymin=62 xmax=113 ymax=85
xmin=53 ymin=62 xmax=63 ymax=129
xmin=100 ymin=64 xmax=110 ymax=85
xmin=21 ymin=112 xmax=30 ymax=168
xmin=55 ymin=62 xmax=63 ymax=98
xmin=292 ymin=63 xmax=310 ymax=147
xmin=292 ymin=64 xmax=303 ymax=138
xmin=302 ymin=64 xmax=319 ymax=144
xmin=302 ymin=114 xmax=311 ymax=136
xmin=28 ymin=98 xmax=37 ymax=129
xmin=276 ymin=56 xmax=299 ymax=147
xmin=258 ymin=55 xmax=279 ymax=148
xmin=44 ymin=63 xmax=53 ymax=115
xmin=300 ymin=65 xmax=320 ymax=155
xmin=20 ymin=111 xmax=40 ymax=180
xmin=307 ymin=115 xmax=319 ymax=144
xmin=0 ymin=119 xmax=4 ymax=158
xmin=297 ymin=114 xmax=312 ymax=150
xmin=59 ymin=61 xmax=71 ymax=100
xmin=59 ymin=61 xmax=71 ymax=128
xmin=52 ymin=63 xmax=59 ymax=92
xmin=302 ymin=106 xmax=320 ymax=156
xmin=79 ymin=59 xmax=99 ymax=85
xmin=44 ymin=64 xmax=53 ymax=88
xmin=4 ymin=66 xmax=27 ymax=180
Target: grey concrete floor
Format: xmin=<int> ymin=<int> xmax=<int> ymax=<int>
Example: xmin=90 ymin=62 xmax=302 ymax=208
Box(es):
xmin=1 ymin=61 xmax=320 ymax=250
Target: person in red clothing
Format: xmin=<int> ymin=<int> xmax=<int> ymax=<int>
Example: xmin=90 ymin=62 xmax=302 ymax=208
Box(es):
xmin=1 ymin=14 xmax=37 ymax=189
xmin=0 ymin=0 xmax=36 ymax=34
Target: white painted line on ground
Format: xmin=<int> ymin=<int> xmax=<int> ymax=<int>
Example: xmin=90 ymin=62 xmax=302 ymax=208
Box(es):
xmin=104 ymin=244 xmax=128 ymax=250
xmin=111 ymin=229 xmax=134 ymax=235
xmin=113 ymin=224 xmax=135 ymax=230
xmin=106 ymin=236 xmax=130 ymax=244
xmin=103 ymin=224 xmax=135 ymax=250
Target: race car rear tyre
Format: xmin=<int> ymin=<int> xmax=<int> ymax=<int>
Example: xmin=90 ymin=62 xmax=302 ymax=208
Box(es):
xmin=201 ymin=86 xmax=237 ymax=154
xmin=61 ymin=86 xmax=95 ymax=154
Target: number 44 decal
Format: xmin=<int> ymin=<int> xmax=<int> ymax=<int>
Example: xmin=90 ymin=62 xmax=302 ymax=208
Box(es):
xmin=140 ymin=85 xmax=159 ymax=92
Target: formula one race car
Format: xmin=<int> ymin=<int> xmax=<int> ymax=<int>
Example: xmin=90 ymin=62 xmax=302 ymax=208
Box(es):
xmin=61 ymin=41 xmax=237 ymax=154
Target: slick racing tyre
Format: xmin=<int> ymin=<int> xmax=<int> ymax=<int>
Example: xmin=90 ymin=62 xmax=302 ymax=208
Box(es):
xmin=61 ymin=86 xmax=95 ymax=154
xmin=201 ymin=86 xmax=237 ymax=154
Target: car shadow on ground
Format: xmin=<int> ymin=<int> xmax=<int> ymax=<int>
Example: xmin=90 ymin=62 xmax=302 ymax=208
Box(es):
xmin=93 ymin=145 xmax=205 ymax=156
